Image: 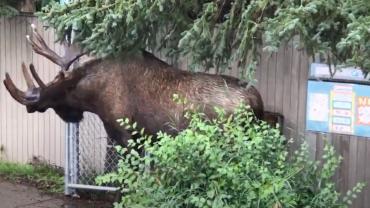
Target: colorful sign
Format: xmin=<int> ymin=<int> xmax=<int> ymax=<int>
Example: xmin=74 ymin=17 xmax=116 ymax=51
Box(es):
xmin=306 ymin=80 xmax=370 ymax=137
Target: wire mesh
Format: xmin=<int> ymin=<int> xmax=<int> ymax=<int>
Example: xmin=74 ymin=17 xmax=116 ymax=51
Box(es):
xmin=69 ymin=112 xmax=120 ymax=187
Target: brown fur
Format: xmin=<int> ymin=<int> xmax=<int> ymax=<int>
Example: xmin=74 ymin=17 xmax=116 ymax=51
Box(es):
xmin=4 ymin=51 xmax=265 ymax=146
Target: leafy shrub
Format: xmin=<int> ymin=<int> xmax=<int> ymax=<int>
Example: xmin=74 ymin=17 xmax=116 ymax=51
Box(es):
xmin=97 ymin=105 xmax=364 ymax=208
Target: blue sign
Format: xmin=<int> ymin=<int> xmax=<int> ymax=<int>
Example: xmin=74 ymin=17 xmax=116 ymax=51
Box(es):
xmin=306 ymin=80 xmax=370 ymax=137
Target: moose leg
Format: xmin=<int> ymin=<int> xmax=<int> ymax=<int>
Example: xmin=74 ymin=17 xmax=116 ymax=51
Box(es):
xmin=263 ymin=111 xmax=284 ymax=133
xmin=102 ymin=123 xmax=131 ymax=175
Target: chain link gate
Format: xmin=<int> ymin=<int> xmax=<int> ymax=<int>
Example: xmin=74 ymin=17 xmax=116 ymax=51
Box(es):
xmin=65 ymin=112 xmax=120 ymax=195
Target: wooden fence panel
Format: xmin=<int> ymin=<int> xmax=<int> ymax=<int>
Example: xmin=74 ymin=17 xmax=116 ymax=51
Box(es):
xmin=254 ymin=43 xmax=370 ymax=208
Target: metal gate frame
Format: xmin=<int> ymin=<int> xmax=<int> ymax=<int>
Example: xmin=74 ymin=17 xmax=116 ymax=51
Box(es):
xmin=64 ymin=122 xmax=119 ymax=195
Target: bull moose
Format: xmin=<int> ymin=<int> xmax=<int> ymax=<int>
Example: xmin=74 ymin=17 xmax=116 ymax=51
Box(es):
xmin=3 ymin=25 xmax=272 ymax=147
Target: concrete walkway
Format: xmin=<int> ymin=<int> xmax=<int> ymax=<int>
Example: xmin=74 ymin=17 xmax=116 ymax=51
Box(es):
xmin=0 ymin=179 xmax=112 ymax=208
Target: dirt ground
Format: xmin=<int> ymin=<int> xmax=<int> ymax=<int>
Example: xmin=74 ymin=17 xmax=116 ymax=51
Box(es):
xmin=0 ymin=178 xmax=113 ymax=208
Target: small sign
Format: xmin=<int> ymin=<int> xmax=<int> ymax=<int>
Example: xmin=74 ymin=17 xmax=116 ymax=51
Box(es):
xmin=306 ymin=80 xmax=370 ymax=137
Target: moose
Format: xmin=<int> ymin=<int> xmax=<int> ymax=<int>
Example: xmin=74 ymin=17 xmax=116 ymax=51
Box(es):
xmin=3 ymin=25 xmax=277 ymax=147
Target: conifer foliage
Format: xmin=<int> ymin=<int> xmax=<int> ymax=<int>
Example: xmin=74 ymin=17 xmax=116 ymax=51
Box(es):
xmin=0 ymin=0 xmax=19 ymax=16
xmin=6 ymin=1 xmax=370 ymax=75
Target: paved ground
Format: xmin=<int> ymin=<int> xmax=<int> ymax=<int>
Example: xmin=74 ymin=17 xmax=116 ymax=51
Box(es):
xmin=0 ymin=179 xmax=112 ymax=208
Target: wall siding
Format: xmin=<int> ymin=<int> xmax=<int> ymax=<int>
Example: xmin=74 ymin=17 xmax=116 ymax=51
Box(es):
xmin=0 ymin=16 xmax=65 ymax=167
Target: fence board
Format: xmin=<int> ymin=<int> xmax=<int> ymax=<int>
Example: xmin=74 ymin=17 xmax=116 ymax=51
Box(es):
xmin=336 ymin=135 xmax=350 ymax=194
xmin=274 ymin=46 xmax=285 ymax=114
xmin=297 ymin=51 xmax=309 ymax=138
xmin=259 ymin=49 xmax=269 ymax=106
xmin=364 ymin=141 xmax=370 ymax=206
xmin=356 ymin=138 xmax=367 ymax=206
xmin=281 ymin=44 xmax=293 ymax=138
xmin=266 ymin=52 xmax=276 ymax=111
xmin=289 ymin=46 xmax=300 ymax=148
xmin=0 ymin=17 xmax=4 ymax=159
xmin=332 ymin=134 xmax=341 ymax=190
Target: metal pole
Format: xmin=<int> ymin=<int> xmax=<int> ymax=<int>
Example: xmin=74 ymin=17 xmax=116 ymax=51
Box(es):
xmin=67 ymin=184 xmax=122 ymax=192
xmin=65 ymin=122 xmax=79 ymax=195
xmin=72 ymin=122 xmax=79 ymax=186
xmin=64 ymin=122 xmax=79 ymax=196
xmin=64 ymin=123 xmax=71 ymax=195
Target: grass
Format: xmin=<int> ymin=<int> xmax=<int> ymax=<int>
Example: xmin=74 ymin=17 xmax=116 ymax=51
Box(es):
xmin=0 ymin=160 xmax=64 ymax=194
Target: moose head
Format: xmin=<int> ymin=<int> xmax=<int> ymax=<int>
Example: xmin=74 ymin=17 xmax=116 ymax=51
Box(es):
xmin=3 ymin=25 xmax=268 ymax=146
xmin=3 ymin=24 xmax=86 ymax=123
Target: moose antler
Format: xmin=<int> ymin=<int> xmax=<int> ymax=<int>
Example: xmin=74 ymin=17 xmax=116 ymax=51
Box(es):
xmin=29 ymin=63 xmax=46 ymax=88
xmin=26 ymin=24 xmax=85 ymax=71
xmin=4 ymin=25 xmax=84 ymax=108
xmin=3 ymin=63 xmax=41 ymax=105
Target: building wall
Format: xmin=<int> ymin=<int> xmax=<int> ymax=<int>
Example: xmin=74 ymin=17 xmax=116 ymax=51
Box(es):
xmin=0 ymin=16 xmax=65 ymax=167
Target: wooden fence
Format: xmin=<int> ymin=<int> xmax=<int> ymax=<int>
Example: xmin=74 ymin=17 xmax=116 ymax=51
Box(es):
xmin=252 ymin=44 xmax=370 ymax=208
xmin=0 ymin=15 xmax=369 ymax=207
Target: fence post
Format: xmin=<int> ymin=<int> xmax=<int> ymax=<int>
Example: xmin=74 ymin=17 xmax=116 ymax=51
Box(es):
xmin=65 ymin=122 xmax=79 ymax=195
xmin=64 ymin=124 xmax=70 ymax=195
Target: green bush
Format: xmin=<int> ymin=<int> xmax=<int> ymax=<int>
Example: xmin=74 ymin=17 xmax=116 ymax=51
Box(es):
xmin=97 ymin=105 xmax=364 ymax=208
